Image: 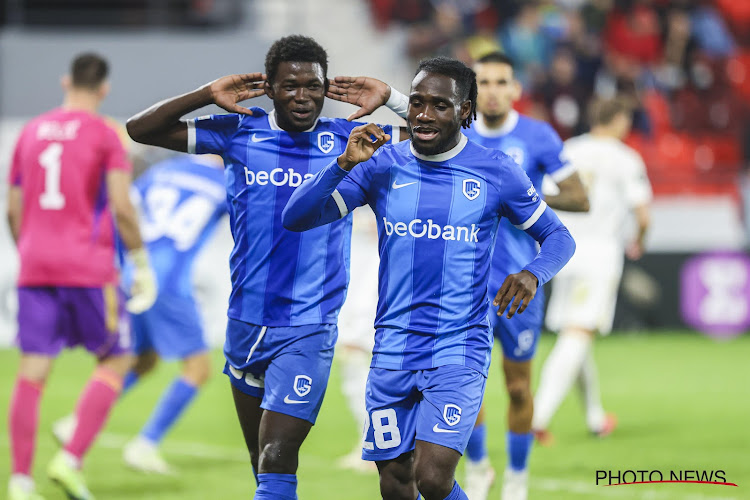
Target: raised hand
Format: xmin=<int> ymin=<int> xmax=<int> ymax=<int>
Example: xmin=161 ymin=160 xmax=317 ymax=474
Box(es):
xmin=208 ymin=73 xmax=267 ymax=115
xmin=493 ymin=270 xmax=538 ymax=319
xmin=337 ymin=124 xmax=390 ymax=171
xmin=327 ymin=76 xmax=391 ymax=121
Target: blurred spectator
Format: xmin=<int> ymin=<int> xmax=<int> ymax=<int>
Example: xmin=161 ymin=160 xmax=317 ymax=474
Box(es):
xmin=533 ymin=45 xmax=590 ymax=139
xmin=377 ymin=0 xmax=749 ymax=197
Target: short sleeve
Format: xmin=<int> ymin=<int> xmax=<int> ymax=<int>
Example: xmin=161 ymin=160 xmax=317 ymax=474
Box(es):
xmin=334 ymin=157 xmax=376 ymax=213
xmin=499 ymin=159 xmax=548 ymax=229
xmin=102 ymin=123 xmax=132 ymax=173
xmin=624 ymin=151 xmax=653 ymax=207
xmin=537 ymin=123 xmax=575 ymax=183
xmin=188 ymin=114 xmax=242 ymax=155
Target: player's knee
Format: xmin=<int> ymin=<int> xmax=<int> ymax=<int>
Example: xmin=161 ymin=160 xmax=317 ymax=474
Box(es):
xmin=258 ymin=440 xmax=299 ymax=473
xmin=378 ymin=474 xmax=416 ymax=500
xmin=415 ymin=464 xmax=454 ymax=499
xmin=182 ymin=357 xmax=211 ymax=386
xmin=134 ymin=351 xmax=159 ymax=376
xmin=506 ymin=378 xmax=531 ymax=405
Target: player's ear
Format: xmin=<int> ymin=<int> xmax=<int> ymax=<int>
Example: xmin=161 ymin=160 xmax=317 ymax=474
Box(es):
xmin=264 ymin=81 xmax=274 ymax=99
xmin=512 ymin=79 xmax=522 ymax=100
xmin=98 ymin=80 xmax=111 ymax=99
xmin=61 ymin=75 xmax=71 ymax=92
xmin=459 ymin=100 xmax=472 ymax=123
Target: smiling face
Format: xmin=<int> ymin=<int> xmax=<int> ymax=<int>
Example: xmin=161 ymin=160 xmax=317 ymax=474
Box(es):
xmin=474 ymin=61 xmax=521 ymax=123
xmin=407 ymin=71 xmax=471 ymax=156
xmin=265 ymin=61 xmax=326 ymax=132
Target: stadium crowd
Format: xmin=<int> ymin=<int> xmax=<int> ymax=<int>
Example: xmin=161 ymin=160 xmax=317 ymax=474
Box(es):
xmin=369 ymin=0 xmax=750 ymax=199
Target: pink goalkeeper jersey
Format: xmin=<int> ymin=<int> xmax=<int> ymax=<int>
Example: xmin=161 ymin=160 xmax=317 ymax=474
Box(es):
xmin=9 ymin=108 xmax=131 ymax=287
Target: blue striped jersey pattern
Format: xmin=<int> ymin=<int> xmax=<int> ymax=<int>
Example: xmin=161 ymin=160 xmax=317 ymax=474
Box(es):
xmin=465 ymin=110 xmax=572 ymax=291
xmin=188 ymin=107 xmax=396 ymax=326
xmin=334 ymin=135 xmax=547 ymax=375
xmin=132 ymin=156 xmax=227 ymax=298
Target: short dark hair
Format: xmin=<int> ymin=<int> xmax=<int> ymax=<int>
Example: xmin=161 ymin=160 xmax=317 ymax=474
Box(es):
xmin=265 ymin=35 xmax=329 ymax=84
xmin=70 ymin=53 xmax=109 ymax=90
xmin=588 ymin=97 xmax=632 ymax=126
xmin=475 ymin=51 xmax=515 ymax=69
xmin=415 ymin=56 xmax=477 ymax=129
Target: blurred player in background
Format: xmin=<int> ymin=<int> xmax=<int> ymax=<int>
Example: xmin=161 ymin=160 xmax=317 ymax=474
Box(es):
xmin=533 ymin=98 xmax=652 ymax=442
xmin=335 ymin=207 xmax=378 ymax=472
xmin=126 ymin=35 xmax=399 ymax=499
xmin=324 ymin=51 xmax=588 ymax=500
xmin=6 ymin=53 xmax=156 ymax=500
xmin=284 ymin=56 xmax=576 ymax=500
xmin=54 ymin=154 xmax=227 ymax=475
xmin=461 ymin=51 xmax=588 ymax=500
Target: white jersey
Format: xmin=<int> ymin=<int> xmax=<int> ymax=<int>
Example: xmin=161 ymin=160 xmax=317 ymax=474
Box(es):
xmin=546 ymin=134 xmax=652 ymax=333
xmin=558 ymin=134 xmax=652 ymax=249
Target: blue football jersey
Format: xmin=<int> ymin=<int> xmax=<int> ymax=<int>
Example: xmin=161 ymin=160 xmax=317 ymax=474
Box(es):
xmin=334 ymin=135 xmax=550 ymax=375
xmin=132 ymin=156 xmax=227 ymax=297
xmin=188 ymin=108 xmax=398 ymax=326
xmin=465 ymin=110 xmax=573 ymax=291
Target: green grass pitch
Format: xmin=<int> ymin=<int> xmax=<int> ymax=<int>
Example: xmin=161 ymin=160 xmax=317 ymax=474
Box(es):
xmin=1 ymin=331 xmax=748 ymax=499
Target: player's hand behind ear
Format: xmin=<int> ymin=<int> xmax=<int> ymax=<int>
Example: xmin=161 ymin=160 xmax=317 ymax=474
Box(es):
xmin=327 ymin=76 xmax=390 ymax=121
xmin=208 ymin=73 xmax=266 ymax=116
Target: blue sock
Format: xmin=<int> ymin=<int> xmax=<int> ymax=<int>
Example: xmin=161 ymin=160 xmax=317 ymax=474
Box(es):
xmin=121 ymin=371 xmax=139 ymax=395
xmin=465 ymin=422 xmax=487 ymax=462
xmin=442 ymin=481 xmax=468 ymax=500
xmin=255 ymin=473 xmax=297 ymax=500
xmin=140 ymin=378 xmax=198 ymax=444
xmin=507 ymin=431 xmax=534 ymax=471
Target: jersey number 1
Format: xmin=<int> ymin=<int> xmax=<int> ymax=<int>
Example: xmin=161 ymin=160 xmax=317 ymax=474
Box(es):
xmin=39 ymin=143 xmax=65 ymax=210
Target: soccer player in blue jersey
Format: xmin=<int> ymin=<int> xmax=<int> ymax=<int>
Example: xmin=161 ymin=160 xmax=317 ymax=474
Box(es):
xmin=122 ymin=154 xmax=227 ymax=472
xmin=326 ymin=51 xmax=589 ymax=500
xmin=283 ymin=56 xmax=575 ymax=500
xmin=53 ymin=154 xmax=228 ymax=474
xmin=125 ymin=36 xmax=399 ymax=499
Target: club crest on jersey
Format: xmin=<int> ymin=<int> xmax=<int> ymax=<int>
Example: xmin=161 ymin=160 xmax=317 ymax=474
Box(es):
xmin=294 ymin=375 xmax=313 ymax=397
xmin=443 ymin=404 xmax=462 ymax=426
xmin=317 ymin=132 xmax=335 ymax=154
xmin=463 ymin=179 xmax=481 ymax=201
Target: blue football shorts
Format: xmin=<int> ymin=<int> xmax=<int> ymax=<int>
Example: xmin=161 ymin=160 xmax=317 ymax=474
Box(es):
xmin=131 ymin=294 xmax=207 ymax=360
xmin=491 ymin=287 xmax=545 ymax=362
xmin=223 ymin=318 xmax=337 ymax=424
xmin=361 ymin=364 xmax=486 ymax=462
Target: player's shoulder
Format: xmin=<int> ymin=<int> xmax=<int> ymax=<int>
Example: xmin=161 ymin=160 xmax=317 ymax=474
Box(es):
xmin=464 ymin=138 xmax=517 ymax=170
xmin=516 ymin=113 xmax=561 ymax=142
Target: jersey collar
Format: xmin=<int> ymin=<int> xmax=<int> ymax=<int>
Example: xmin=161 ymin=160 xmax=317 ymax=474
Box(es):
xmin=410 ymin=133 xmax=468 ymax=162
xmin=268 ymin=110 xmax=320 ymax=132
xmin=474 ymin=110 xmax=519 ymax=137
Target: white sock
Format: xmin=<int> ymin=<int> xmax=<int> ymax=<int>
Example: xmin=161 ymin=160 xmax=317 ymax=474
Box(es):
xmin=578 ymin=350 xmax=606 ymax=431
xmin=9 ymin=474 xmax=35 ymax=492
xmin=532 ymin=332 xmax=591 ymax=431
xmin=338 ymin=347 xmax=371 ymax=435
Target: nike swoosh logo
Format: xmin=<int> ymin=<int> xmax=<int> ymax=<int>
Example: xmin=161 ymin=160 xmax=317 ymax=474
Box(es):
xmin=432 ymin=423 xmax=459 ymax=434
xmin=251 ymin=134 xmax=273 ymax=143
xmin=284 ymin=395 xmax=310 ymax=404
xmin=392 ymin=181 xmax=417 ymax=190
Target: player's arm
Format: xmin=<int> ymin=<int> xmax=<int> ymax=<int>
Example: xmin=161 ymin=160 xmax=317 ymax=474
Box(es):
xmin=6 ymin=186 xmax=22 ymax=244
xmin=328 ymin=76 xmax=410 ymax=141
xmin=544 ymin=171 xmax=589 ymax=212
xmin=494 ymin=166 xmax=576 ymax=319
xmin=536 ymin=128 xmax=589 ymax=212
xmin=626 ymin=204 xmax=650 ymax=260
xmin=126 ymin=73 xmax=266 ymax=151
xmin=282 ymin=123 xmax=390 ymax=231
